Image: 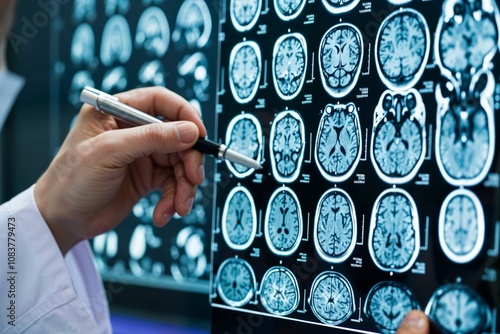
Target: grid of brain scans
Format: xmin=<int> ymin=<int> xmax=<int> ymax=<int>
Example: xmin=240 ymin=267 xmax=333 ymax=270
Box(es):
xmin=210 ymin=0 xmax=500 ymax=333
xmin=51 ymin=0 xmax=217 ymax=293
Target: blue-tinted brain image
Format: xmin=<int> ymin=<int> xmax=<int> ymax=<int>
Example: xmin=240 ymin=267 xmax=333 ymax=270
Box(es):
xmin=270 ymin=110 xmax=305 ymax=183
xmin=369 ymin=188 xmax=420 ymax=273
xmin=435 ymin=71 xmax=495 ymax=186
xmin=365 ymin=281 xmax=420 ymax=334
xmin=319 ymin=23 xmax=363 ymax=98
xmin=71 ymin=24 xmax=96 ymax=67
xmin=376 ymin=9 xmax=430 ymax=90
xmin=439 ymin=189 xmax=485 ymax=264
xmin=222 ymin=186 xmax=257 ymax=250
xmin=436 ymin=0 xmax=499 ymax=74
xmin=225 ymin=114 xmax=262 ymax=178
xmin=274 ymin=0 xmax=306 ymax=21
xmin=105 ymin=0 xmax=130 ymax=16
xmin=259 ymin=266 xmax=300 ymax=316
xmin=74 ymin=0 xmax=96 ymax=22
xmin=230 ymin=0 xmax=261 ymax=32
xmin=216 ymin=258 xmax=256 ymax=307
xmin=100 ymin=15 xmax=132 ymax=67
xmin=314 ymin=188 xmax=357 ymax=263
xmin=172 ymin=0 xmax=212 ymax=49
xmin=309 ymin=271 xmax=355 ymax=325
xmin=265 ymin=187 xmax=302 ymax=256
xmin=321 ymin=0 xmax=360 ymax=14
xmin=315 ymin=103 xmax=362 ymax=182
xmin=229 ymin=41 xmax=261 ymax=104
xmin=273 ymin=33 xmax=307 ymax=100
xmin=135 ymin=7 xmax=170 ymax=58
xmin=372 ymin=89 xmax=426 ymax=184
xmin=426 ymin=283 xmax=491 ymax=334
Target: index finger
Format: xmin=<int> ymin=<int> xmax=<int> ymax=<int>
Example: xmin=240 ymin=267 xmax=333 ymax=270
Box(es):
xmin=115 ymin=86 xmax=207 ymax=138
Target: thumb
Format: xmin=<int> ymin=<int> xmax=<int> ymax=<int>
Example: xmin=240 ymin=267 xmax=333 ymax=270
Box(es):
xmin=397 ymin=310 xmax=431 ymax=334
xmin=97 ymin=121 xmax=199 ymax=166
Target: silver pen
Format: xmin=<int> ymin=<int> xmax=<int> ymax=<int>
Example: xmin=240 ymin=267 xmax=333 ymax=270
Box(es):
xmin=80 ymin=86 xmax=263 ymax=170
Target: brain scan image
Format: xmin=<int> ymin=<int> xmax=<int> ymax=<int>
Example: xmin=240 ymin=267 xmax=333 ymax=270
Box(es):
xmin=438 ymin=189 xmax=485 ymax=264
xmin=270 ymin=110 xmax=306 ymax=183
xmin=426 ymin=283 xmax=491 ymax=334
xmin=71 ymin=24 xmax=96 ymax=68
xmin=101 ymin=66 xmax=127 ymax=93
xmin=135 ymin=7 xmax=170 ymax=58
xmin=435 ymin=0 xmax=500 ymax=75
xmin=172 ymin=0 xmax=212 ymax=49
xmin=259 ymin=266 xmax=300 ymax=316
xmin=170 ymin=226 xmax=207 ymax=282
xmin=375 ymin=8 xmax=430 ymax=91
xmin=371 ymin=89 xmax=427 ymax=184
xmin=314 ymin=188 xmax=357 ymax=263
xmin=273 ymin=33 xmax=307 ymax=100
xmin=138 ymin=60 xmax=166 ymax=86
xmin=178 ymin=52 xmax=211 ymax=101
xmin=315 ymin=103 xmax=362 ymax=183
xmin=225 ymin=114 xmax=262 ymax=178
xmin=264 ymin=187 xmax=303 ymax=256
xmin=74 ymin=0 xmax=96 ymax=22
xmin=274 ymin=0 xmax=306 ymax=21
xmin=435 ymin=70 xmax=496 ymax=186
xmin=229 ymin=41 xmax=262 ymax=104
xmin=321 ymin=0 xmax=360 ymax=14
xmin=216 ymin=258 xmax=256 ymax=307
xmin=92 ymin=231 xmax=119 ymax=271
xmin=105 ymin=0 xmax=130 ymax=16
xmin=319 ymin=23 xmax=363 ymax=98
xmin=309 ymin=271 xmax=355 ymax=325
xmin=230 ymin=0 xmax=262 ymax=32
xmin=369 ymin=188 xmax=420 ymax=273
xmin=221 ymin=186 xmax=257 ymax=250
xmin=68 ymin=71 xmax=94 ymax=107
xmin=364 ymin=281 xmax=420 ymax=334
xmin=100 ymin=15 xmax=132 ymax=67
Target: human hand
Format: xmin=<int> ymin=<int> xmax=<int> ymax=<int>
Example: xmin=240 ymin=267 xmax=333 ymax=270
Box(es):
xmin=0 ymin=0 xmax=17 ymax=39
xmin=397 ymin=310 xmax=432 ymax=334
xmin=34 ymin=87 xmax=207 ymax=255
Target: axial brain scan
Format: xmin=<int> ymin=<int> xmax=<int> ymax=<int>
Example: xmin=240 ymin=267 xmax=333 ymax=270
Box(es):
xmin=135 ymin=7 xmax=170 ymax=58
xmin=314 ymin=188 xmax=357 ymax=263
xmin=319 ymin=23 xmax=363 ymax=98
xmin=369 ymin=188 xmax=420 ymax=273
xmin=229 ymin=41 xmax=262 ymax=104
xmin=265 ymin=187 xmax=303 ymax=256
xmin=436 ymin=0 xmax=500 ymax=74
xmin=230 ymin=0 xmax=262 ymax=32
xmin=371 ymin=89 xmax=426 ymax=184
xmin=309 ymin=271 xmax=355 ymax=325
xmin=216 ymin=258 xmax=256 ymax=307
xmin=222 ymin=186 xmax=257 ymax=250
xmin=315 ymin=103 xmax=362 ymax=183
xmin=435 ymin=70 xmax=496 ymax=186
xmin=375 ymin=8 xmax=430 ymax=91
xmin=225 ymin=114 xmax=262 ymax=178
xmin=426 ymin=283 xmax=491 ymax=334
xmin=259 ymin=266 xmax=300 ymax=316
xmin=364 ymin=281 xmax=420 ymax=334
xmin=172 ymin=0 xmax=212 ymax=49
xmin=270 ymin=110 xmax=305 ymax=183
xmin=273 ymin=33 xmax=307 ymax=100
xmin=438 ymin=189 xmax=485 ymax=264
xmin=274 ymin=0 xmax=306 ymax=21
xmin=321 ymin=0 xmax=360 ymax=14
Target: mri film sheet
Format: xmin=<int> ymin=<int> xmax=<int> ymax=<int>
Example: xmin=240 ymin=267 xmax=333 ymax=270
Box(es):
xmin=211 ymin=1 xmax=500 ymax=333
xmin=51 ymin=0 xmax=218 ymax=294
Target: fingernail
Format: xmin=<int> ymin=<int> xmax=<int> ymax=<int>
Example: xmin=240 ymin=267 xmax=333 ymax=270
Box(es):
xmin=176 ymin=123 xmax=197 ymax=144
xmin=185 ymin=197 xmax=194 ymax=213
xmin=163 ymin=213 xmax=173 ymax=225
xmin=197 ymin=165 xmax=205 ymax=183
xmin=401 ymin=312 xmax=425 ymax=330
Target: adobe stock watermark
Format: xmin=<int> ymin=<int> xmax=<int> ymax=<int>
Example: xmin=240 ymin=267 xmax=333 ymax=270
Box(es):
xmin=7 ymin=0 xmax=71 ymax=53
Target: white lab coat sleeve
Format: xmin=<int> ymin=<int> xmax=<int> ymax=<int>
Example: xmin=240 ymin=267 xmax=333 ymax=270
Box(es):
xmin=0 ymin=185 xmax=111 ymax=334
